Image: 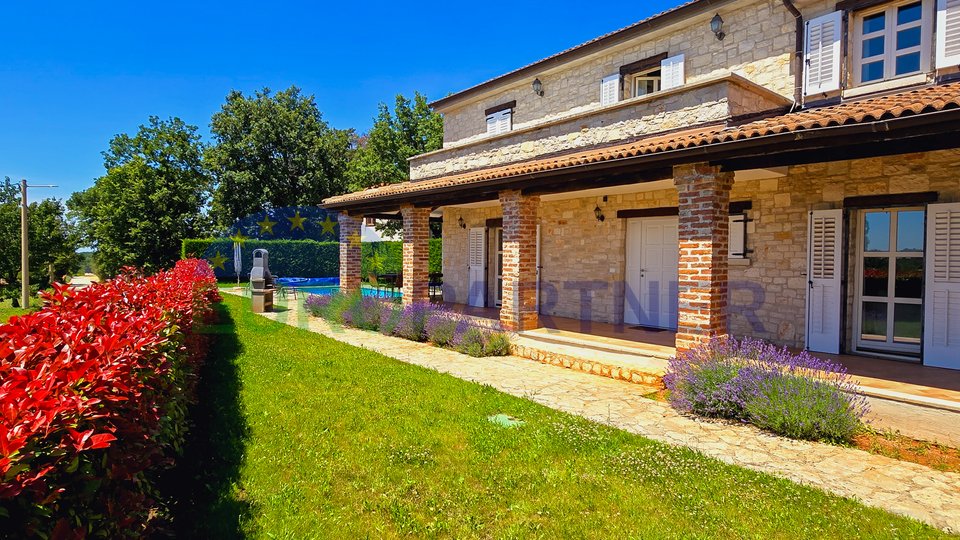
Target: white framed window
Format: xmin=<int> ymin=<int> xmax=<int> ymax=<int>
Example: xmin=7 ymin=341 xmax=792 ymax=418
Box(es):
xmin=853 ymin=0 xmax=933 ymax=86
xmin=485 ymin=108 xmax=512 ymax=136
xmin=631 ymin=69 xmax=662 ymax=97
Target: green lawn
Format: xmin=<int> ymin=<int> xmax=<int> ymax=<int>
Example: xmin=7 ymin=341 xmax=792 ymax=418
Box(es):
xmin=170 ymin=294 xmax=949 ymax=538
xmin=0 ymin=298 xmax=36 ymax=322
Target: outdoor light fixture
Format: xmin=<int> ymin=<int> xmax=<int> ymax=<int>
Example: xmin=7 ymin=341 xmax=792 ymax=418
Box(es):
xmin=711 ymin=13 xmax=726 ymax=40
xmin=458 ymin=216 xmax=466 ymax=229
xmin=532 ymin=78 xmax=544 ymax=97
xmin=594 ymin=205 xmax=605 ymax=223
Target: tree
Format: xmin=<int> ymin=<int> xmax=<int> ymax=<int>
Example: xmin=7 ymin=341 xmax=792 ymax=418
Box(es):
xmin=68 ymin=117 xmax=212 ymax=277
xmin=206 ymin=86 xmax=354 ymax=227
xmin=345 ymin=92 xmax=443 ymax=192
xmin=0 ymin=178 xmax=81 ymax=304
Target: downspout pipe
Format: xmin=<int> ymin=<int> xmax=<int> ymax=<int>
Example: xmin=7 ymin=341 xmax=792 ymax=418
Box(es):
xmin=782 ymin=0 xmax=804 ymax=109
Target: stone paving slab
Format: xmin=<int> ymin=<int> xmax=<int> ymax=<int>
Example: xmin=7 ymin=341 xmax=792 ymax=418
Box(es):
xmin=236 ymin=292 xmax=960 ymax=533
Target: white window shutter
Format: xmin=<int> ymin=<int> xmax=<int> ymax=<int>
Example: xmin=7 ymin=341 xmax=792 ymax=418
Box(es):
xmin=497 ymin=110 xmax=512 ymax=134
xmin=937 ymin=0 xmax=960 ymax=67
xmin=600 ymin=74 xmax=620 ymax=106
xmin=485 ymin=113 xmax=498 ymax=135
xmin=729 ymin=214 xmax=747 ymax=258
xmin=806 ymin=209 xmax=843 ymax=354
xmin=924 ymin=203 xmax=960 ymax=369
xmin=803 ymin=11 xmax=843 ymax=95
xmin=467 ymin=228 xmax=487 ymax=307
xmin=660 ymin=54 xmax=685 ymax=90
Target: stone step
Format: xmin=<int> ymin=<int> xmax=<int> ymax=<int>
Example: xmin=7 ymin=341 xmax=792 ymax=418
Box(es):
xmin=519 ymin=327 xmax=676 ymax=360
xmin=510 ymin=333 xmax=669 ymax=388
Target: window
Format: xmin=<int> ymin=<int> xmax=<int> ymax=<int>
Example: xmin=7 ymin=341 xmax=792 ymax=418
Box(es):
xmin=485 ymin=108 xmax=512 ymax=136
xmin=729 ymin=212 xmax=749 ymax=259
xmin=854 ymin=0 xmax=932 ymax=85
xmin=631 ymin=69 xmax=662 ymax=97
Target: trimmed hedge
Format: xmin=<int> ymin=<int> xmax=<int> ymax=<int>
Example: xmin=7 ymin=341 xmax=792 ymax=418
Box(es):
xmin=362 ymin=239 xmax=442 ymax=277
xmin=182 ymin=239 xmax=340 ymax=279
xmin=183 ymin=238 xmax=442 ymax=279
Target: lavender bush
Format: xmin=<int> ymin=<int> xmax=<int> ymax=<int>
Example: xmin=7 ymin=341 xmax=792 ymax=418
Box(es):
xmin=304 ymin=294 xmax=333 ymax=317
xmin=664 ymin=338 xmax=868 ymax=442
xmin=425 ymin=309 xmax=459 ymax=347
xmin=393 ymin=302 xmax=432 ymax=342
xmin=305 ymin=292 xmax=511 ymax=357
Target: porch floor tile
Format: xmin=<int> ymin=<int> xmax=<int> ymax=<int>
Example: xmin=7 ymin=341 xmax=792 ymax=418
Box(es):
xmin=245 ymin=291 xmax=960 ymax=534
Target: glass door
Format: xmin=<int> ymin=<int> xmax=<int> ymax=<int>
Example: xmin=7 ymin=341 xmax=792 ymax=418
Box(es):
xmin=855 ymin=208 xmax=924 ymax=357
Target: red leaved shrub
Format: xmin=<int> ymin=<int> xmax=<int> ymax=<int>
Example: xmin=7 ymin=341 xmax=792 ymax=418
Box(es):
xmin=0 ymin=258 xmax=220 ymax=538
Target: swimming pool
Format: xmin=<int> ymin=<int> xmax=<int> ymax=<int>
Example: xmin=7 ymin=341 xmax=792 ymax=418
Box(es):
xmin=297 ymin=285 xmax=401 ymax=298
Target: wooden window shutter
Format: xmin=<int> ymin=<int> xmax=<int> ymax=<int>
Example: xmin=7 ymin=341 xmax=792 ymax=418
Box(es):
xmin=660 ymin=54 xmax=685 ymax=90
xmin=806 ymin=209 xmax=843 ymax=354
xmin=485 ymin=113 xmax=498 ymax=135
xmin=924 ymin=203 xmax=960 ymax=368
xmin=467 ymin=228 xmax=487 ymax=307
xmin=497 ymin=109 xmax=512 ymax=134
xmin=937 ymin=0 xmax=960 ymax=67
xmin=804 ymin=11 xmax=843 ymax=95
xmin=729 ymin=214 xmax=747 ymax=258
xmin=600 ymin=74 xmax=620 ymax=106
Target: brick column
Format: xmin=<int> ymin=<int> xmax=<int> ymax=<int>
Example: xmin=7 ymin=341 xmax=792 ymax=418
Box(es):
xmin=338 ymin=212 xmax=363 ymax=293
xmin=674 ymin=163 xmax=734 ymax=352
xmin=401 ymin=204 xmax=431 ymax=305
xmin=499 ymin=190 xmax=540 ymax=332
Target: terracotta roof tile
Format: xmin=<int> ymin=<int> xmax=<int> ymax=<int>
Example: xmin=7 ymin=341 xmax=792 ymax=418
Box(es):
xmin=326 ymin=83 xmax=960 ymax=207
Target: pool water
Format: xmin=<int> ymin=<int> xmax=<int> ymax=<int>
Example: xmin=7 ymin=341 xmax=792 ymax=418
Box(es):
xmin=297 ymin=285 xmax=401 ymax=298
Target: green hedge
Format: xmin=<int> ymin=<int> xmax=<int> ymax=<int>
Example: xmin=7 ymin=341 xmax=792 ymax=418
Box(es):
xmin=182 ymin=238 xmax=442 ymax=279
xmin=182 ymin=239 xmax=339 ymax=278
xmin=362 ymin=239 xmax=441 ymax=276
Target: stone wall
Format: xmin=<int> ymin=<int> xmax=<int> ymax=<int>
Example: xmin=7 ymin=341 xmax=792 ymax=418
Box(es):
xmin=441 ymin=149 xmax=960 ymax=349
xmin=412 ymin=77 xmax=788 ymax=181
xmin=437 ymin=0 xmax=799 ymax=148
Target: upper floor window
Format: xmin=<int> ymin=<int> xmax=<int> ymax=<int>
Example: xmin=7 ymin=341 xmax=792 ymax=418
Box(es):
xmin=484 ymin=101 xmax=514 ymax=136
xmin=631 ymin=69 xmax=662 ymax=97
xmin=853 ymin=0 xmax=932 ymax=85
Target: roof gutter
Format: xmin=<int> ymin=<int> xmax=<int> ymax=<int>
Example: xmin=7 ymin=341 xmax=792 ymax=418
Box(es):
xmin=781 ymin=0 xmax=804 ymax=109
xmin=323 ymin=108 xmax=960 ymax=211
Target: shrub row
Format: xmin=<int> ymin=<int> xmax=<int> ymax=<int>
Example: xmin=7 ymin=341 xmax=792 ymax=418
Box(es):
xmin=182 ymin=238 xmax=340 ymax=279
xmin=0 ymin=259 xmax=221 ymax=537
xmin=362 ymin=239 xmax=442 ymax=277
xmin=182 ymin=238 xmax=442 ymax=279
xmin=663 ymin=338 xmax=868 ymax=442
xmin=304 ymin=293 xmax=510 ymax=357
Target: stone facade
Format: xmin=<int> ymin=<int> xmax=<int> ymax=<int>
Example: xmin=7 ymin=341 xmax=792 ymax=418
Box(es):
xmin=412 ymin=77 xmax=789 ymax=181
xmin=338 ymin=213 xmax=363 ymax=292
xmin=401 ymin=205 xmax=431 ymax=305
xmin=436 ymin=0 xmax=801 ymax=148
xmin=441 ymin=149 xmax=960 ymax=349
xmin=674 ymin=164 xmax=734 ymax=352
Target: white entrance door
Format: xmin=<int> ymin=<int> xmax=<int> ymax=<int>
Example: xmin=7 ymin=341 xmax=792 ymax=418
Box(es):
xmin=467 ymin=227 xmax=486 ymax=307
xmin=624 ymin=217 xmax=679 ymax=329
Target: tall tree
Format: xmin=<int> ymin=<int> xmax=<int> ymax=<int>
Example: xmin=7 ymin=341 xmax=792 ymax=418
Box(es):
xmin=346 ymin=92 xmax=443 ymax=192
xmin=0 ymin=178 xmax=81 ymax=304
xmin=68 ymin=117 xmax=212 ymax=277
xmin=206 ymin=86 xmax=354 ymax=226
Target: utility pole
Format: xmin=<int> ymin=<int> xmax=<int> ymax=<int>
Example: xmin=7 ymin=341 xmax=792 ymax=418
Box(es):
xmin=19 ymin=179 xmax=57 ymax=308
xmin=20 ymin=180 xmax=28 ymax=308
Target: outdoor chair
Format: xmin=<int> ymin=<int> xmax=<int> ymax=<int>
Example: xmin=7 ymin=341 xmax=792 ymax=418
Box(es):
xmin=429 ymin=272 xmax=443 ymax=302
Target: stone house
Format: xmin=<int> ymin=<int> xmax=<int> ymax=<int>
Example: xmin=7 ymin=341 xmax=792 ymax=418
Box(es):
xmin=325 ymin=0 xmax=960 ymax=374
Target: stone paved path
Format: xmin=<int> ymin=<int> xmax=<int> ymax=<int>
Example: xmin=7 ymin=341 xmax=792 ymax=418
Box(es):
xmin=240 ymin=292 xmax=960 ymax=533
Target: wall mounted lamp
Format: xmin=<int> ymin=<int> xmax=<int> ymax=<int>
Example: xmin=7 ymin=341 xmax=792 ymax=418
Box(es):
xmin=532 ymin=78 xmax=544 ymax=97
xmin=711 ymin=13 xmax=726 ymax=41
xmin=458 ymin=216 xmax=466 ymax=229
xmin=594 ymin=205 xmax=605 ymax=223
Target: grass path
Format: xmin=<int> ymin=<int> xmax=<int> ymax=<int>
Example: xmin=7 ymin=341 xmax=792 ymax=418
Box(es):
xmin=169 ymin=295 xmax=950 ymax=538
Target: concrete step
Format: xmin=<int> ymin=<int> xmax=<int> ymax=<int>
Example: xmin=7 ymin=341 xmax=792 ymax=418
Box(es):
xmin=518 ymin=327 xmax=676 ymax=360
xmin=510 ymin=333 xmax=669 ymax=388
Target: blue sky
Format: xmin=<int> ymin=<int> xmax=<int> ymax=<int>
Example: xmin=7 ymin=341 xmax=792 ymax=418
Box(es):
xmin=0 ymin=1 xmax=676 ymax=201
